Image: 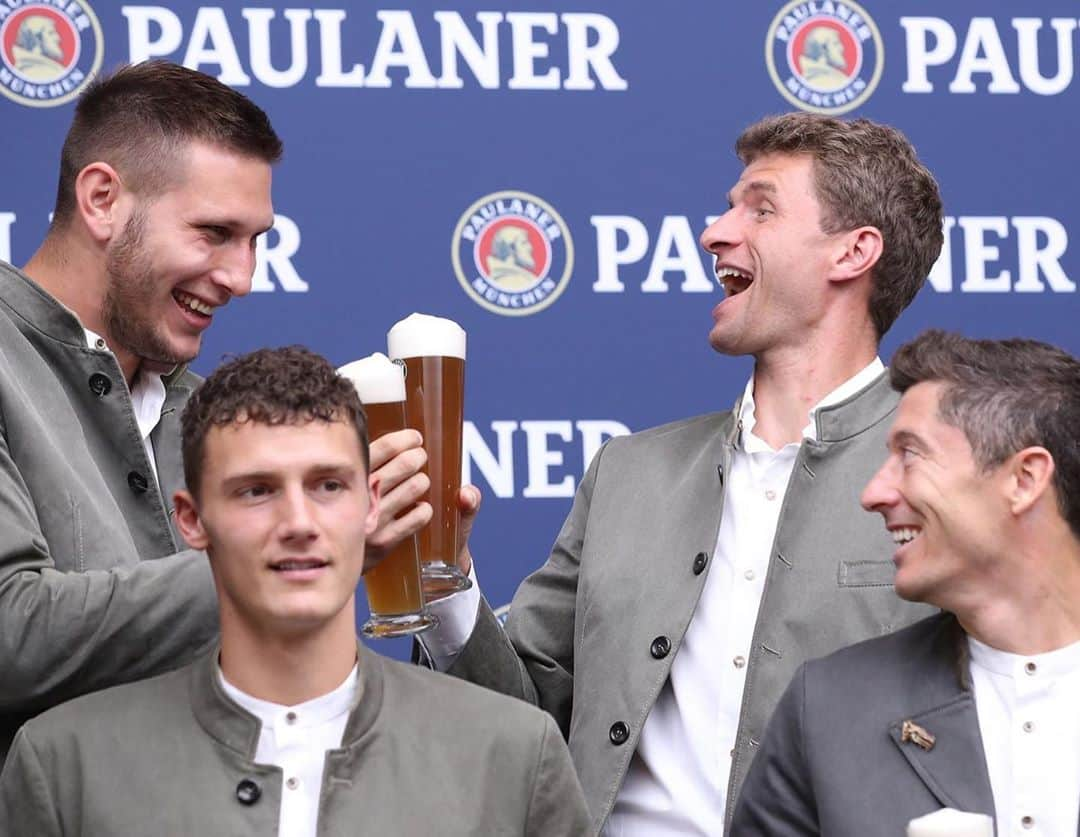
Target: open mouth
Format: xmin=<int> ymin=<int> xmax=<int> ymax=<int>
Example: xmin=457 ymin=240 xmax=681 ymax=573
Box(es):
xmin=716 ymin=265 xmax=753 ymax=297
xmin=173 ymin=290 xmax=215 ymax=317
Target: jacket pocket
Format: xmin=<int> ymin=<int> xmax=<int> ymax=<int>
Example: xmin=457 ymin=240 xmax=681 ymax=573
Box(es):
xmin=836 ymin=559 xmax=895 ymax=588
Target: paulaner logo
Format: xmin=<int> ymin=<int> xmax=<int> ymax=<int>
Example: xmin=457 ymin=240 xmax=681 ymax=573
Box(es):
xmin=453 ymin=190 xmax=574 ymax=317
xmin=0 ymin=0 xmax=103 ymax=107
xmin=765 ymin=0 xmax=883 ymax=115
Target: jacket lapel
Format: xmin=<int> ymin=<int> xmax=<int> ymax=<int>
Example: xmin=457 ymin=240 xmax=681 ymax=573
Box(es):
xmin=888 ymin=619 xmax=996 ymax=821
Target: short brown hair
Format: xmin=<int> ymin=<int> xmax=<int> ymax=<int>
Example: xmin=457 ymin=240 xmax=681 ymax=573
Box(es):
xmin=181 ymin=347 xmax=369 ymax=498
xmin=891 ymin=330 xmax=1080 ymax=539
xmin=53 ymin=60 xmax=282 ymax=226
xmin=737 ymin=113 xmax=943 ymax=339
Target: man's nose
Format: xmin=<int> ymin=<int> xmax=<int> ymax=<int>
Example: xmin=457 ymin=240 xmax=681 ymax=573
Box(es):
xmin=278 ymin=487 xmax=318 ymax=540
xmin=861 ymin=457 xmax=900 ymax=512
xmin=699 ymin=208 xmax=740 ymax=256
xmin=212 ymin=241 xmax=256 ymax=299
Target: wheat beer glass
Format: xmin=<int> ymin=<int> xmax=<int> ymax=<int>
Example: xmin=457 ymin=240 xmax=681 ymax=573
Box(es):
xmin=387 ymin=314 xmax=472 ymax=600
xmin=338 ymin=354 xmax=437 ymax=637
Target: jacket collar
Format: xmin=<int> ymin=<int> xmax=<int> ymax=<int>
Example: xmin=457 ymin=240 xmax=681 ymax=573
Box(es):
xmin=887 ymin=615 xmax=996 ymax=819
xmin=0 ymin=259 xmax=86 ymax=347
xmin=727 ymin=367 xmax=897 ymax=448
xmin=188 ymin=643 xmax=387 ymax=760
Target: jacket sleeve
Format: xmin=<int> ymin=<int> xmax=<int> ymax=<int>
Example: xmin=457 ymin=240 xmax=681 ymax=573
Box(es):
xmin=446 ymin=440 xmax=605 ymax=738
xmin=0 ymin=430 xmax=219 ymax=718
xmin=730 ymin=664 xmax=820 ymax=836
xmin=0 ymin=727 xmax=64 ymax=836
xmin=524 ymin=713 xmax=592 ymax=837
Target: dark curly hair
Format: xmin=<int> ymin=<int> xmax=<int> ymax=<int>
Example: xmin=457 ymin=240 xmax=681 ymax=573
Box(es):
xmin=181 ymin=346 xmax=368 ymax=497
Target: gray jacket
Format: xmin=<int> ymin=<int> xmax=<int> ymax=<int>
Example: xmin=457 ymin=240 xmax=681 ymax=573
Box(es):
xmin=0 ymin=261 xmax=217 ymax=761
xmin=447 ymin=372 xmax=933 ymax=833
xmin=731 ymin=613 xmax=1074 ymax=836
xmin=0 ymin=643 xmax=591 ymax=836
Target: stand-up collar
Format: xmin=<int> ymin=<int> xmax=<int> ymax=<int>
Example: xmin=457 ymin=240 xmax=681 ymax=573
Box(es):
xmin=189 ymin=643 xmax=387 ymax=760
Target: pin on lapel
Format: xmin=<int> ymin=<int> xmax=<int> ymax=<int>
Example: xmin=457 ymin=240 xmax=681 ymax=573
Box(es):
xmin=901 ymin=720 xmax=936 ymax=751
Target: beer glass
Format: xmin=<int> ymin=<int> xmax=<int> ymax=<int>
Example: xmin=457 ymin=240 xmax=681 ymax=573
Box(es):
xmin=338 ymin=354 xmax=437 ymax=638
xmin=387 ymin=314 xmax=472 ymax=600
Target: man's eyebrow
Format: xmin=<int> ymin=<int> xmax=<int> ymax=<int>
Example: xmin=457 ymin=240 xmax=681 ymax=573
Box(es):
xmin=889 ymin=429 xmax=927 ymax=451
xmin=727 ymin=180 xmax=778 ymax=207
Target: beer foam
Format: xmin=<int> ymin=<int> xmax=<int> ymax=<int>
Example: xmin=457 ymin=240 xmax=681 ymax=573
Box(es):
xmin=387 ymin=313 xmax=467 ymax=360
xmin=337 ymin=353 xmax=405 ymax=403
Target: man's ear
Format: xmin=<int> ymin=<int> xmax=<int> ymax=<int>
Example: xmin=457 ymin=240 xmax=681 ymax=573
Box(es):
xmin=365 ymin=473 xmax=381 ymax=537
xmin=829 ymin=226 xmax=883 ymax=284
xmin=74 ymin=162 xmax=128 ymax=244
xmin=1005 ymin=446 xmax=1055 ymax=517
xmin=173 ymin=489 xmax=210 ymax=551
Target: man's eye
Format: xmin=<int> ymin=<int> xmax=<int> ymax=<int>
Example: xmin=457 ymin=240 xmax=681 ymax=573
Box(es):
xmin=203 ymin=226 xmax=228 ymax=242
xmin=240 ymin=485 xmax=270 ymax=499
xmin=319 ymin=479 xmax=345 ymax=493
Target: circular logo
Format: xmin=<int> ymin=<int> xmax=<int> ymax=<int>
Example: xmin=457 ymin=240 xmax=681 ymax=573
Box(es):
xmin=765 ymin=0 xmax=883 ymax=115
xmin=452 ymin=190 xmax=574 ymax=317
xmin=0 ymin=2 xmax=103 ymax=108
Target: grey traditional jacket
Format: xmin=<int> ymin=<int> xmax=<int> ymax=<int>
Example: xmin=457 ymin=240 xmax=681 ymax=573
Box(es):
xmin=731 ymin=613 xmax=1079 ymax=836
xmin=0 ymin=261 xmax=217 ymax=761
xmin=447 ymin=372 xmax=933 ymax=834
xmin=0 ymin=643 xmax=591 ymax=836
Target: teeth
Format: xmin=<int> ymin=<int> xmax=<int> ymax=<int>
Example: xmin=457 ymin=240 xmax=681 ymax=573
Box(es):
xmin=274 ymin=560 xmax=325 ymax=571
xmin=716 ymin=266 xmax=752 ymax=296
xmin=175 ymin=291 xmax=213 ymax=316
xmin=892 ymin=527 xmax=920 ymax=544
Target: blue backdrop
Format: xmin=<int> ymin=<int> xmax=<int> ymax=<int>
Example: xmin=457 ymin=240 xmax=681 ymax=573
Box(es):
xmin=2 ymin=0 xmax=1077 ymax=658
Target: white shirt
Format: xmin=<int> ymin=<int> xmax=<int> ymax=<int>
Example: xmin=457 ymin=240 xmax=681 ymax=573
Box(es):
xmin=968 ymin=635 xmax=1080 ymax=837
xmin=423 ymin=359 xmax=885 ymax=834
xmin=219 ymin=666 xmax=358 ymax=837
xmin=83 ymin=328 xmax=167 ymax=476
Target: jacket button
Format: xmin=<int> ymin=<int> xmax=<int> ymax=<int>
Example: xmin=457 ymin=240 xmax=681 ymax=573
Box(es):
xmin=235 ymin=778 xmax=261 ymax=805
xmin=609 ymin=721 xmax=629 ymax=745
xmin=650 ymin=636 xmax=671 ymax=659
xmin=692 ymin=552 xmax=708 ymax=575
xmin=88 ymin=373 xmax=111 ymax=397
xmin=127 ymin=471 xmax=149 ymax=494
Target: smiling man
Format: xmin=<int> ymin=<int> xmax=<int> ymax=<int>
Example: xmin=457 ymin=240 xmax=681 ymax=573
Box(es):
xmin=411 ymin=113 xmax=946 ymax=834
xmin=732 ymin=330 xmax=1080 ymax=835
xmin=0 ymin=347 xmax=590 ymax=836
xmin=0 ymin=62 xmax=286 ymax=761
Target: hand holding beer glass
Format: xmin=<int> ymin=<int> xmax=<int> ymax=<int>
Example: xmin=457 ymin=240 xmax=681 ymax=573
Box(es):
xmin=387 ymin=314 xmax=473 ymax=600
xmin=339 ymin=354 xmax=438 ymax=638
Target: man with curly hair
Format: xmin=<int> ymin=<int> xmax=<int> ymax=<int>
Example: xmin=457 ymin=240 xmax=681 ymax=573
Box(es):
xmin=0 ymin=346 xmax=589 ymax=837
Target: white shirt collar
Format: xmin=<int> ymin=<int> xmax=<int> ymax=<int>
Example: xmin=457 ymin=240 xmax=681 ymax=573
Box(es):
xmin=737 ymin=357 xmax=885 ymax=450
xmin=968 ymin=634 xmax=1080 ymax=680
xmin=218 ymin=665 xmax=359 ymax=730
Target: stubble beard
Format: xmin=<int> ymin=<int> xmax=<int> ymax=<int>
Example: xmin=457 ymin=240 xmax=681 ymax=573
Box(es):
xmin=102 ymin=208 xmax=195 ymax=369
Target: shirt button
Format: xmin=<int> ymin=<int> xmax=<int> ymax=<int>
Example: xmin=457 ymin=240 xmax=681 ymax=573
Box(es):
xmin=733 ymin=655 xmax=746 ymax=669
xmin=286 ymin=777 xmax=299 ymax=790
xmin=744 ymin=569 xmax=755 ymax=581
xmin=609 ymin=721 xmax=630 ymax=745
xmin=1021 ymin=816 xmax=1034 ymax=829
xmin=285 ymin=711 xmax=297 ymax=724
xmin=1022 ymin=721 xmax=1034 ymax=733
xmin=94 ymin=338 xmax=106 ymax=350
xmin=765 ymin=489 xmax=776 ymax=501
xmin=1024 ymin=662 xmax=1037 ymax=675
xmin=692 ymin=552 xmax=708 ymax=575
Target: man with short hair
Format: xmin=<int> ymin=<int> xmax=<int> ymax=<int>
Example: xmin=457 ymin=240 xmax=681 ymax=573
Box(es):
xmin=0 ymin=60 xmax=427 ymax=761
xmin=0 ymin=346 xmax=591 ymax=836
xmin=732 ymin=330 xmax=1080 ymax=836
xmin=415 ymin=112 xmax=945 ymax=834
